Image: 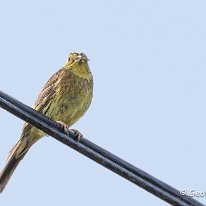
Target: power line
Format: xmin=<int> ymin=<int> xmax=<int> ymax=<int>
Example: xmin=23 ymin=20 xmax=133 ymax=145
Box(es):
xmin=0 ymin=90 xmax=204 ymax=206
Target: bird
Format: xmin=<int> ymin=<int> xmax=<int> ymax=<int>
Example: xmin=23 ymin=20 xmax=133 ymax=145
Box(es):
xmin=0 ymin=52 xmax=93 ymax=192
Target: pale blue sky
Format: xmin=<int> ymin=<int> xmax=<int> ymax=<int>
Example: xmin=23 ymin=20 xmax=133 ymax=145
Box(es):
xmin=0 ymin=0 xmax=205 ymax=205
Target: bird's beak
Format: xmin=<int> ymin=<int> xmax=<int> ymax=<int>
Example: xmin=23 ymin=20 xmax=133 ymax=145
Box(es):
xmin=75 ymin=53 xmax=89 ymax=63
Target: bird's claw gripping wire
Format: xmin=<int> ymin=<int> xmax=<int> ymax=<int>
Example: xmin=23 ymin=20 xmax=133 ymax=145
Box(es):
xmin=70 ymin=129 xmax=83 ymax=142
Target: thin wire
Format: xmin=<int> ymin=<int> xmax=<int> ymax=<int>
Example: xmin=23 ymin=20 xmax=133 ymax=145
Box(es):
xmin=0 ymin=90 xmax=204 ymax=206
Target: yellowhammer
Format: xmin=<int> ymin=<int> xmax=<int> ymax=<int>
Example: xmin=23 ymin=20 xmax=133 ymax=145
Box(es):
xmin=0 ymin=52 xmax=93 ymax=192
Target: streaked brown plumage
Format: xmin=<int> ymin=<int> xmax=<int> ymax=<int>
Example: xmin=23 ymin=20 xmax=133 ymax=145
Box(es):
xmin=0 ymin=52 xmax=93 ymax=192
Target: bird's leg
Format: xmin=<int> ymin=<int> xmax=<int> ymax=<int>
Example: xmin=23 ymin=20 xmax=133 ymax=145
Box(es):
xmin=56 ymin=121 xmax=83 ymax=142
xmin=70 ymin=129 xmax=83 ymax=142
xmin=56 ymin=121 xmax=69 ymax=134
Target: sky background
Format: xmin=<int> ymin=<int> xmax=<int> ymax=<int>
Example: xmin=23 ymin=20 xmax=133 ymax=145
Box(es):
xmin=0 ymin=0 xmax=205 ymax=205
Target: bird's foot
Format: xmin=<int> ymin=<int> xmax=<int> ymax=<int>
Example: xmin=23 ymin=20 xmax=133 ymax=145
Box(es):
xmin=70 ymin=129 xmax=83 ymax=142
xmin=57 ymin=121 xmax=69 ymax=134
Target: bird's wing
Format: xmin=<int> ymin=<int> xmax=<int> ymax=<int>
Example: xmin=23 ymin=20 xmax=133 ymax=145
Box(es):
xmin=21 ymin=68 xmax=64 ymax=134
xmin=33 ymin=68 xmax=63 ymax=113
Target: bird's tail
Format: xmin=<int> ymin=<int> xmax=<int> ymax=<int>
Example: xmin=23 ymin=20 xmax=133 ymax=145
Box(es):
xmin=0 ymin=138 xmax=30 ymax=193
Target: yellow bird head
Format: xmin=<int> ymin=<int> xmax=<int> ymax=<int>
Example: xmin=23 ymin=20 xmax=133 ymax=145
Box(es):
xmin=65 ymin=52 xmax=92 ymax=80
xmin=67 ymin=52 xmax=89 ymax=65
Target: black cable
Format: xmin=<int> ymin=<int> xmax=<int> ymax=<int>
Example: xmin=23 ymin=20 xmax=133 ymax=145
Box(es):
xmin=0 ymin=90 xmax=204 ymax=206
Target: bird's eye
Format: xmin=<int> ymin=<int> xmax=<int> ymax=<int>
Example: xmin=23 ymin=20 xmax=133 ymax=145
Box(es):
xmin=68 ymin=58 xmax=70 ymax=62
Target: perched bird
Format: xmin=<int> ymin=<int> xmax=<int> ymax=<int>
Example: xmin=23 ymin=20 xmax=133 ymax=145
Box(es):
xmin=0 ymin=52 xmax=93 ymax=192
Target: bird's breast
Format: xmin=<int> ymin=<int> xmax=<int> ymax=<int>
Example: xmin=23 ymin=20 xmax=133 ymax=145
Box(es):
xmin=49 ymin=74 xmax=93 ymax=127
